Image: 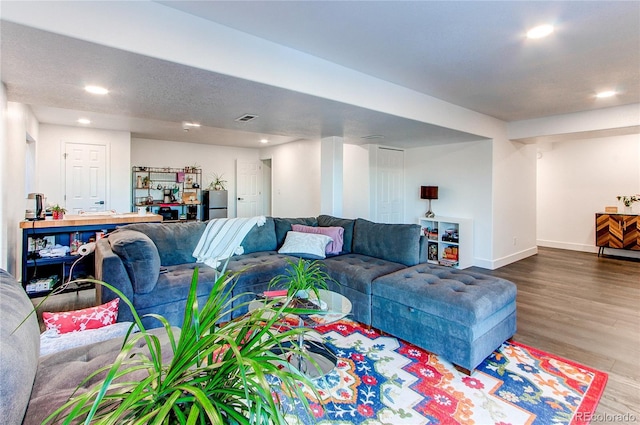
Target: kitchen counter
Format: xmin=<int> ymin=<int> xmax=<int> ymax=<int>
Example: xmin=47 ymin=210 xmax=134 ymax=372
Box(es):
xmin=20 ymin=213 xmax=163 ymax=229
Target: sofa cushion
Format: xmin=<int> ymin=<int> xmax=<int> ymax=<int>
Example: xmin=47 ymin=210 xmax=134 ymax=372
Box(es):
xmin=24 ymin=327 xmax=177 ymax=425
xmin=120 ymin=222 xmax=206 ymax=266
xmin=317 ymin=215 xmax=355 ymax=254
xmin=274 ymin=217 xmax=318 ymax=247
xmin=322 ymin=253 xmax=406 ymax=295
xmin=0 ymin=269 xmax=40 ymax=425
xmin=109 ymin=230 xmax=160 ymax=294
xmin=292 ymin=224 xmax=344 ymax=254
xmin=372 ymin=264 xmax=517 ymax=325
xmin=40 ymin=322 xmax=137 ymax=356
xmin=132 ymin=264 xmax=220 ymax=311
xmin=240 ymin=217 xmax=277 ymax=254
xmin=352 ymin=218 xmax=421 ymax=266
xmin=278 ymin=231 xmax=333 ymax=259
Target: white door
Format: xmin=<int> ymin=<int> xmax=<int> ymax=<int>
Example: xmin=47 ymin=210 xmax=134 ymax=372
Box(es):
xmin=236 ymin=160 xmax=261 ymax=217
xmin=376 ymin=147 xmax=404 ymax=223
xmin=64 ymin=143 xmax=107 ymax=213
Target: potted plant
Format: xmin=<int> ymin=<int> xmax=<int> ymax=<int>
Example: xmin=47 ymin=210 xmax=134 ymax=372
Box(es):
xmin=39 ymin=267 xmax=320 ymax=424
xmin=617 ymin=194 xmax=640 ymax=213
xmin=208 ymin=173 xmax=227 ymax=191
xmin=50 ymin=204 xmax=66 ymax=220
xmin=269 ymin=258 xmax=335 ymax=309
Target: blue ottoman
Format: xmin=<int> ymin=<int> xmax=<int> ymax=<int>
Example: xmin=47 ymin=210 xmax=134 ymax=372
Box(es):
xmin=371 ymin=264 xmax=517 ymax=373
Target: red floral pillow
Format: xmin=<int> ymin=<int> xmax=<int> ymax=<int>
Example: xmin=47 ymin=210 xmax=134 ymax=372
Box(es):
xmin=43 ymin=298 xmax=120 ymax=334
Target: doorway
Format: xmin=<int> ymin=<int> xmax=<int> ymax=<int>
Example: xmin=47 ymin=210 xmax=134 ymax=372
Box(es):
xmin=236 ymin=160 xmax=261 ymax=217
xmin=64 ymin=143 xmax=107 ymax=213
xmin=375 ymin=147 xmax=404 ymax=223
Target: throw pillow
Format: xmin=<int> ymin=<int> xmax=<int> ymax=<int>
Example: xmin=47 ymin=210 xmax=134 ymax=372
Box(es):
xmin=317 ymin=215 xmax=355 ymax=254
xmin=277 ymin=231 xmax=333 ymax=259
xmin=43 ymin=298 xmax=119 ymax=334
xmin=291 ymin=224 xmax=344 ymax=254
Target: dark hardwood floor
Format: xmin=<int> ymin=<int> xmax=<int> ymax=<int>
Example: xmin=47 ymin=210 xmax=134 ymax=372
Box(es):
xmin=470 ymin=247 xmax=640 ymax=423
xmin=33 ymin=247 xmax=639 ymax=422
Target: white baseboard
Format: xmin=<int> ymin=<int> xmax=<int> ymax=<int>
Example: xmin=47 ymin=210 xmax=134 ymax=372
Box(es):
xmin=537 ymin=239 xmax=640 ymax=259
xmin=473 ymin=240 xmax=640 ymax=270
xmin=537 ymin=239 xmax=597 ymax=253
xmin=473 ymin=246 xmax=538 ymax=270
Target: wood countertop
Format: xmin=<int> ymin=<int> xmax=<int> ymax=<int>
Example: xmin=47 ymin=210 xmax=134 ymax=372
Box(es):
xmin=20 ymin=213 xmax=163 ymax=229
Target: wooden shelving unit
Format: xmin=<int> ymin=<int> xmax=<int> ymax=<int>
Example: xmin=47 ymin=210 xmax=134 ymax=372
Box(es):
xmin=132 ymin=166 xmax=202 ymax=221
xmin=418 ymin=216 xmax=473 ymax=269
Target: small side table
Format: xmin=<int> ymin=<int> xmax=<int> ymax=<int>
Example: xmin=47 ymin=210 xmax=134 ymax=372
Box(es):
xmin=249 ymin=289 xmax=352 ymax=378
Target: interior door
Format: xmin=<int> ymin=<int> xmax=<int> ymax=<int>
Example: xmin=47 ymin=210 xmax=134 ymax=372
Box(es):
xmin=64 ymin=143 xmax=107 ymax=213
xmin=376 ymin=147 xmax=404 ymax=223
xmin=236 ymin=160 xmax=261 ymax=217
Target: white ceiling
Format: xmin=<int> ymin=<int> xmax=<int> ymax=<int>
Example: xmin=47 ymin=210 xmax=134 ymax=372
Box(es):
xmin=1 ymin=1 xmax=638 ymax=148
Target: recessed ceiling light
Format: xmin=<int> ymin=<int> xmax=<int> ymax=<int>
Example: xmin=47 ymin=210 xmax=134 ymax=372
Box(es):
xmin=526 ymin=24 xmax=554 ymax=39
xmin=77 ymin=118 xmax=91 ymax=125
xmin=182 ymin=122 xmax=201 ymax=128
xmin=595 ymin=90 xmax=617 ymax=98
xmin=260 ymin=139 xmax=269 ymax=144
xmin=84 ymin=85 xmax=109 ymax=95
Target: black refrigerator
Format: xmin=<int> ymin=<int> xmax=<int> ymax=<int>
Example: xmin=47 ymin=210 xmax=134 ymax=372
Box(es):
xmin=201 ymin=190 xmax=228 ymax=220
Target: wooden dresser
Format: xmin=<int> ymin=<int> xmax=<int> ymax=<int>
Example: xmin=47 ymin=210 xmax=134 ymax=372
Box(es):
xmin=595 ymin=213 xmax=640 ymax=256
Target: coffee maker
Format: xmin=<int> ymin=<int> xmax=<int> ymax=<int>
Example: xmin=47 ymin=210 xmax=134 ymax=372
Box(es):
xmin=25 ymin=193 xmax=45 ymax=220
xmin=163 ymin=189 xmax=175 ymax=203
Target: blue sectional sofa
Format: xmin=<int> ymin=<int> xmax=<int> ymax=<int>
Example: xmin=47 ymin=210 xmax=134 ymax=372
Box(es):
xmin=95 ymin=215 xmax=517 ymax=372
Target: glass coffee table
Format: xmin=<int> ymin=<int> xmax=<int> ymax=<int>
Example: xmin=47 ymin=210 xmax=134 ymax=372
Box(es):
xmin=249 ymin=289 xmax=352 ymax=378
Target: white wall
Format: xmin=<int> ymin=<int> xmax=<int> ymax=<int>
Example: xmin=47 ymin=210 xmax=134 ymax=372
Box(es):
xmin=260 ymin=140 xmax=321 ymax=217
xmin=404 ymin=140 xmax=495 ymax=266
xmin=38 ymin=125 xmax=131 ymax=213
xmin=491 ymin=138 xmax=538 ymax=268
xmin=343 ymin=144 xmax=370 ymax=219
xmin=132 ymin=138 xmax=261 ymax=218
xmin=1 ymin=96 xmax=40 ymax=276
xmin=537 ymin=133 xmax=640 ymax=256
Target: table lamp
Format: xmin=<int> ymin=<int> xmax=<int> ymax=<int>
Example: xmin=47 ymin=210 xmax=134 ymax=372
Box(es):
xmin=420 ymin=186 xmax=438 ymax=218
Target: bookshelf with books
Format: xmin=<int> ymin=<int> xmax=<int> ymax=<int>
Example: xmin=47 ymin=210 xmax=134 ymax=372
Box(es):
xmin=418 ymin=216 xmax=473 ymax=269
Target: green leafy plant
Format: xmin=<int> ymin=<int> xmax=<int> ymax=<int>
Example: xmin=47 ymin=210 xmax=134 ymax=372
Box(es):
xmin=617 ymin=194 xmax=640 ymax=207
xmin=39 ymin=268 xmax=320 ymax=424
xmin=208 ymin=173 xmax=228 ymax=191
xmin=269 ymin=258 xmax=335 ymax=302
xmin=50 ymin=204 xmax=67 ymax=220
xmin=50 ymin=204 xmax=67 ymax=214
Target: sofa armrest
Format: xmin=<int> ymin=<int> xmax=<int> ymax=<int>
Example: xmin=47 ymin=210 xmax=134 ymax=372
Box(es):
xmin=0 ymin=269 xmax=40 ymax=425
xmin=94 ymin=238 xmax=135 ymax=322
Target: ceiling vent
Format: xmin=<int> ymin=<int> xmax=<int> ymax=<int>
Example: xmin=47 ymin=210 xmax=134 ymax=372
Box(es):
xmin=361 ymin=134 xmax=385 ymax=140
xmin=235 ymin=114 xmax=258 ymax=123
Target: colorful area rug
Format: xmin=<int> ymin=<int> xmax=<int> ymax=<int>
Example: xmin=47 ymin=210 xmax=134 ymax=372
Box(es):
xmin=278 ymin=320 xmax=607 ymax=425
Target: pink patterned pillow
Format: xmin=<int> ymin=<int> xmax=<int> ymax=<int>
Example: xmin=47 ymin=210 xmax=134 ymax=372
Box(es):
xmin=43 ymin=298 xmax=119 ymax=334
xmin=291 ymin=224 xmax=344 ymax=254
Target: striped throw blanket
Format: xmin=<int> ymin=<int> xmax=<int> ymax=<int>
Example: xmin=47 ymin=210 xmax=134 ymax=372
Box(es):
xmin=193 ymin=216 xmax=266 ymax=268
